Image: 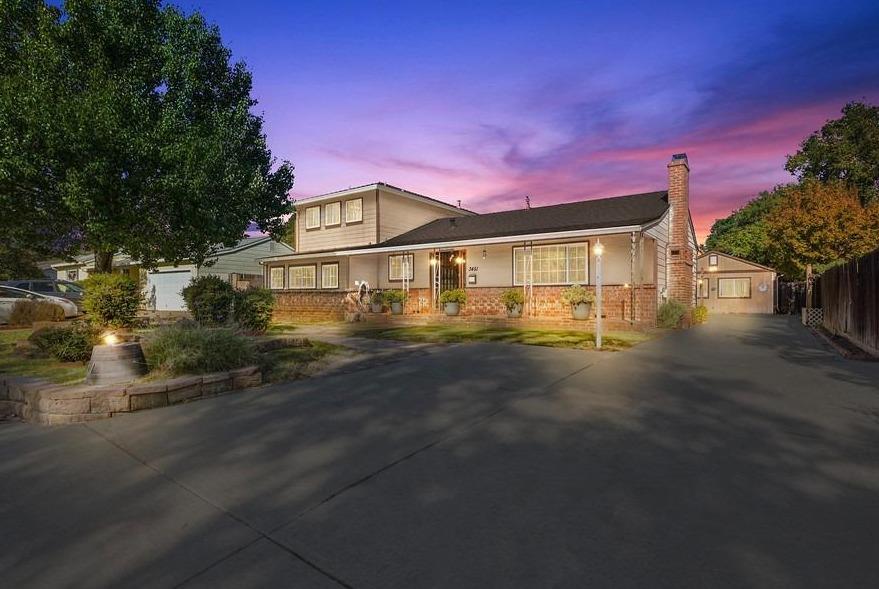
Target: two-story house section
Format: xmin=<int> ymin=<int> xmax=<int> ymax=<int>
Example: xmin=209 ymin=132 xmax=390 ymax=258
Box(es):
xmin=262 ymin=155 xmax=697 ymax=325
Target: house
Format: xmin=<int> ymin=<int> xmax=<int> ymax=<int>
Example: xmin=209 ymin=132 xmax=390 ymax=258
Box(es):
xmin=262 ymin=154 xmax=698 ymax=325
xmin=696 ymin=251 xmax=777 ymax=314
xmin=51 ymin=237 xmax=294 ymax=312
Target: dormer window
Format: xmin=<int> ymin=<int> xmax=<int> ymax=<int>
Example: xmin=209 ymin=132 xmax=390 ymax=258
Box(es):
xmin=324 ymin=202 xmax=341 ymax=227
xmin=345 ymin=198 xmax=363 ymax=223
xmin=305 ymin=206 xmax=320 ymax=230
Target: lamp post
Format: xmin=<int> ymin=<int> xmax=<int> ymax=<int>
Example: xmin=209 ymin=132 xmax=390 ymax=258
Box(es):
xmin=594 ymin=239 xmax=604 ymax=350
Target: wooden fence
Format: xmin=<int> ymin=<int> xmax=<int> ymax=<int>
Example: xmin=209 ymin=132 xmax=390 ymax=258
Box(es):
xmin=820 ymin=248 xmax=879 ymax=354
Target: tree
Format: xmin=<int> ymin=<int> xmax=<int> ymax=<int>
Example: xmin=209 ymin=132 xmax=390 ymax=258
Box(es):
xmin=765 ymin=180 xmax=879 ymax=278
xmin=0 ymin=242 xmax=45 ymax=281
xmin=785 ymin=102 xmax=879 ymax=206
xmin=0 ymin=0 xmax=294 ymax=272
xmin=704 ymin=190 xmax=781 ymax=268
xmin=280 ymin=212 xmax=296 ymax=249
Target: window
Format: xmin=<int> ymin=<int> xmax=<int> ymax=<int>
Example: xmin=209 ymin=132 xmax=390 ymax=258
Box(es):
xmin=269 ymin=267 xmax=285 ymax=289
xmin=0 ymin=287 xmax=29 ymax=299
xmin=513 ymin=243 xmax=588 ymax=285
xmin=31 ymin=281 xmax=54 ymax=293
xmin=388 ymin=254 xmax=414 ymax=281
xmin=67 ymin=270 xmax=79 ymax=281
xmin=698 ymin=278 xmax=709 ymax=299
xmin=324 ymin=202 xmax=341 ymax=226
xmin=305 ymin=206 xmax=321 ymax=230
xmin=288 ymin=265 xmax=316 ymax=289
xmin=57 ymin=281 xmax=84 ymax=293
xmin=708 ymin=254 xmax=718 ymax=267
xmin=718 ymin=277 xmax=750 ymax=298
xmin=345 ymin=198 xmax=363 ymax=223
xmin=321 ymin=263 xmax=339 ymax=289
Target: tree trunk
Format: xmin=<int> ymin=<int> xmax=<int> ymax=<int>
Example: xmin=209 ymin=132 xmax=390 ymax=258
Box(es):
xmin=94 ymin=250 xmax=114 ymax=273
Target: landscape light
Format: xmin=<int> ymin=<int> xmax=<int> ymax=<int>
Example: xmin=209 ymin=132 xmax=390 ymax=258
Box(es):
xmin=102 ymin=332 xmax=119 ymax=346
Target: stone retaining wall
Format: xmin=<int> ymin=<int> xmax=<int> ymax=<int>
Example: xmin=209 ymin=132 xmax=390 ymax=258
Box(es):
xmin=0 ymin=366 xmax=261 ymax=425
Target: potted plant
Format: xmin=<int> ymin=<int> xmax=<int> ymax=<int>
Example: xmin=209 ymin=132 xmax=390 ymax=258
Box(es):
xmin=560 ymin=284 xmax=595 ymax=320
xmin=369 ymin=290 xmax=384 ymax=313
xmin=500 ymin=288 xmax=525 ymax=318
xmin=383 ymin=289 xmax=407 ymax=315
xmin=439 ymin=289 xmax=467 ymax=316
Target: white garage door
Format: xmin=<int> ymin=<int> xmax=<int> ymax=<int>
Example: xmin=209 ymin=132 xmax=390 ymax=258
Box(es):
xmin=148 ymin=270 xmax=192 ymax=311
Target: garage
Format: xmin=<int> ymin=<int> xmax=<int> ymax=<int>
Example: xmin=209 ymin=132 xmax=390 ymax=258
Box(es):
xmin=146 ymin=269 xmax=194 ymax=311
xmin=696 ymin=251 xmax=777 ymax=314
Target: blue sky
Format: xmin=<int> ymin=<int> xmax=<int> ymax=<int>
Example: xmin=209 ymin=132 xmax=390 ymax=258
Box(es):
xmin=178 ymin=0 xmax=879 ymax=239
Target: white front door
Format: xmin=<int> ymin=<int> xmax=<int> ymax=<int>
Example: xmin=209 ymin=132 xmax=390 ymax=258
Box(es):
xmin=147 ymin=270 xmax=193 ymax=311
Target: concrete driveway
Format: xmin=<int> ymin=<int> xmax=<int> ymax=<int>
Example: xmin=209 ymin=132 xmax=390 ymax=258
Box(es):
xmin=2 ymin=315 xmax=879 ymax=588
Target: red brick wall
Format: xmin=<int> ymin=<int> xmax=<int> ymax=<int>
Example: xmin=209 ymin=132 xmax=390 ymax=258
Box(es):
xmin=273 ymin=291 xmax=347 ymax=322
xmin=667 ymin=155 xmax=695 ymax=307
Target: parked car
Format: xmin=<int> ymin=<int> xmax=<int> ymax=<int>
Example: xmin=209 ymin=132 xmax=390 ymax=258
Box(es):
xmin=0 ymin=285 xmax=80 ymax=324
xmin=0 ymin=279 xmax=84 ymax=307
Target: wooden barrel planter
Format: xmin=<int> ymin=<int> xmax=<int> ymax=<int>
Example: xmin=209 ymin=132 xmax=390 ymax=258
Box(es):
xmin=86 ymin=342 xmax=148 ymax=385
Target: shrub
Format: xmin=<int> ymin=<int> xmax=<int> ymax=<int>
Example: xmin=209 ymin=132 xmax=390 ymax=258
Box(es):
xmin=9 ymin=300 xmax=65 ymax=326
xmin=692 ymin=305 xmax=708 ymax=324
xmin=233 ymin=287 xmax=275 ymax=332
xmin=500 ymin=288 xmax=525 ymax=310
xmin=182 ymin=275 xmax=236 ymax=326
xmin=28 ymin=322 xmax=100 ymax=362
xmin=439 ymin=289 xmax=467 ymax=304
xmin=382 ymin=289 xmax=408 ymax=305
xmin=560 ymin=284 xmax=595 ymax=306
xmin=83 ymin=273 xmax=142 ymax=327
xmin=142 ymin=325 xmax=257 ymax=376
xmin=657 ymin=300 xmax=687 ymax=328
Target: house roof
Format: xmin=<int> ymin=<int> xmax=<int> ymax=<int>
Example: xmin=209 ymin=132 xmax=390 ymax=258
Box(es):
xmin=378 ymin=190 xmax=670 ymax=247
xmin=697 ymin=250 xmax=778 ymax=273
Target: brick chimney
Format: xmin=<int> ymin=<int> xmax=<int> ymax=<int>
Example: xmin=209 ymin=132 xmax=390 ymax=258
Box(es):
xmin=667 ymin=153 xmax=695 ymax=307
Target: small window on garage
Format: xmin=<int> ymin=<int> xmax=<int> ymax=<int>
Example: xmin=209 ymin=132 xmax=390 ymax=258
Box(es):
xmin=718 ymin=277 xmax=750 ymax=298
xmin=321 ymin=263 xmax=339 ymax=289
xmin=708 ymin=254 xmax=718 ymax=267
xmin=269 ymin=267 xmax=285 ymax=289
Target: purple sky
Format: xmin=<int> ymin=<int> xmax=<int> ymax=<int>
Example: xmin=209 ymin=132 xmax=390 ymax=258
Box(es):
xmin=180 ymin=0 xmax=879 ymax=242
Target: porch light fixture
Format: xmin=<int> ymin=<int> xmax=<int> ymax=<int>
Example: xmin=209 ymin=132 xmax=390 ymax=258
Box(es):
xmin=482 ymin=248 xmax=487 ymax=260
xmin=454 ymin=256 xmax=465 ymax=265
xmin=429 ymin=256 xmax=438 ymax=266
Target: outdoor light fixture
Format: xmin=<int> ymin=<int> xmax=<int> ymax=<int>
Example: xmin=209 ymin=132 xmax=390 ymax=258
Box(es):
xmin=454 ymin=256 xmax=465 ymax=265
xmin=429 ymin=256 xmax=438 ymax=266
xmin=593 ymin=241 xmax=605 ymax=256
xmin=102 ymin=332 xmax=120 ymax=346
xmin=482 ymin=248 xmax=487 ymax=259
xmin=708 ymin=266 xmax=718 ymax=272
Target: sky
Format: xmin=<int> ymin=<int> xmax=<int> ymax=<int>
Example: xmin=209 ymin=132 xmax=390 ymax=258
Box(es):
xmin=179 ymin=0 xmax=879 ymax=242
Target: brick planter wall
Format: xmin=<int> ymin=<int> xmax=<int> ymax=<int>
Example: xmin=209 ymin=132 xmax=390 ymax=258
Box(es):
xmin=273 ymin=291 xmax=347 ymax=322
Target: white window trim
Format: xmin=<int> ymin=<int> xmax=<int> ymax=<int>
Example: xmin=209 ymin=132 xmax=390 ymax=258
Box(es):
xmin=305 ymin=206 xmax=321 ymax=230
xmin=345 ymin=198 xmax=363 ymax=223
xmin=321 ymin=263 xmax=339 ymax=289
xmin=324 ymin=202 xmax=341 ymax=227
xmin=513 ymin=242 xmax=589 ymax=286
xmin=269 ymin=267 xmax=285 ymax=290
xmin=388 ymin=253 xmax=414 ymax=281
xmin=289 ymin=265 xmax=316 ymax=290
xmin=717 ymin=277 xmax=751 ymax=299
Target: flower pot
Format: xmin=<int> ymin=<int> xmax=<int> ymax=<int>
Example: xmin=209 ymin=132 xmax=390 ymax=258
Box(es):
xmin=505 ymin=303 xmax=523 ymax=318
xmin=390 ymin=302 xmax=404 ymax=315
xmin=444 ymin=302 xmax=460 ymax=316
xmin=571 ymin=302 xmax=592 ymax=321
xmin=370 ymin=303 xmax=383 ymax=313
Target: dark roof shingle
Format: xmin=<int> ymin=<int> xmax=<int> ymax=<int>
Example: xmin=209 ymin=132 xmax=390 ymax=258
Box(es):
xmin=380 ymin=190 xmax=669 ymax=247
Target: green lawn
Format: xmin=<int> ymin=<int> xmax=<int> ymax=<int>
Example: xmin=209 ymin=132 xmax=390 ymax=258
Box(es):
xmin=352 ymin=325 xmax=651 ymax=351
xmin=260 ymin=341 xmax=344 ymax=382
xmin=0 ymin=329 xmax=88 ymax=384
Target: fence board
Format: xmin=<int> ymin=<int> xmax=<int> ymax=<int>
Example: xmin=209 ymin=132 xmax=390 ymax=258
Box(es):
xmin=820 ymin=248 xmax=879 ymax=354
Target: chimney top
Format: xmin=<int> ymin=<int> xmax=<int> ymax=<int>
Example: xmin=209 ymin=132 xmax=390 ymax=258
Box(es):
xmin=669 ymin=153 xmax=689 ymax=170
xmin=456 ymin=199 xmax=462 ymax=208
xmin=672 ymin=153 xmax=687 ymax=160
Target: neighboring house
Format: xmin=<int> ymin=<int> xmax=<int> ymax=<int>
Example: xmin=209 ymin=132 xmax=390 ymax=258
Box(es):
xmin=262 ymin=154 xmax=698 ymax=325
xmin=696 ymin=251 xmax=777 ymax=314
xmin=51 ymin=237 xmax=294 ymax=312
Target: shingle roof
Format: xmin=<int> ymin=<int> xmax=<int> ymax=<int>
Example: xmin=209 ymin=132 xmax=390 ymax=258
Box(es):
xmin=380 ymin=190 xmax=669 ymax=247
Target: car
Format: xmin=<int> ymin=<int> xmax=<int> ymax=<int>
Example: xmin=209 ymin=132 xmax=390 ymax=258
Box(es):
xmin=0 ymin=285 xmax=80 ymax=324
xmin=0 ymin=279 xmax=85 ymax=307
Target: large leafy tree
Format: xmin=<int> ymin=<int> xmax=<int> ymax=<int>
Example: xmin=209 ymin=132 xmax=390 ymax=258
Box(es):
xmin=704 ymin=190 xmax=781 ymax=268
xmin=0 ymin=0 xmax=294 ymax=272
xmin=785 ymin=102 xmax=879 ymax=206
xmin=765 ymin=180 xmax=879 ymax=278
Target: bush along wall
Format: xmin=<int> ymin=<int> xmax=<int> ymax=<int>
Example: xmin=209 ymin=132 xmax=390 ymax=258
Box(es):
xmin=182 ymin=276 xmax=237 ymax=326
xmin=82 ymin=274 xmax=142 ymax=328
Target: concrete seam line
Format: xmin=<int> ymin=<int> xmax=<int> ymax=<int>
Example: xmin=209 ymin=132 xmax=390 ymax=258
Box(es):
xmin=271 ymin=358 xmax=597 ymax=534
xmin=81 ymin=423 xmax=355 ymax=589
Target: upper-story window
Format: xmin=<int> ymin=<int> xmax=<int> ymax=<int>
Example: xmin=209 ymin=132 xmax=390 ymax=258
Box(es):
xmin=345 ymin=198 xmax=363 ymax=223
xmin=305 ymin=206 xmax=320 ymax=230
xmin=324 ymin=202 xmax=341 ymax=227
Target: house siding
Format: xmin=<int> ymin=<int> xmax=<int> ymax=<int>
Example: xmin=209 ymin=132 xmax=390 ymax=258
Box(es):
xmin=296 ymin=188 xmax=379 ymax=253
xmin=696 ymin=253 xmax=776 ymax=314
xmin=378 ymin=194 xmax=465 ymax=242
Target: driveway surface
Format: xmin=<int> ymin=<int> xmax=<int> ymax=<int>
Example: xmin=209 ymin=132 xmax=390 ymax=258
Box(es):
xmin=2 ymin=315 xmax=879 ymax=588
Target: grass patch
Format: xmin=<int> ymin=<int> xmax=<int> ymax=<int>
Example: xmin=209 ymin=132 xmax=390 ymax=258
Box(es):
xmin=261 ymin=341 xmax=344 ymax=382
xmin=352 ymin=325 xmax=650 ymax=351
xmin=0 ymin=329 xmax=87 ymax=384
